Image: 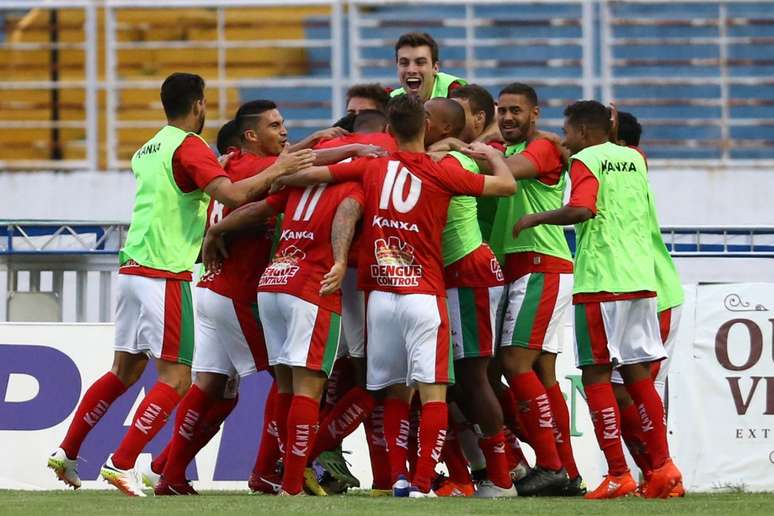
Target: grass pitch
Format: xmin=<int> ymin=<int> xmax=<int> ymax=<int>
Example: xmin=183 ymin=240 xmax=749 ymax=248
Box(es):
xmin=2 ymin=490 xmax=774 ymax=515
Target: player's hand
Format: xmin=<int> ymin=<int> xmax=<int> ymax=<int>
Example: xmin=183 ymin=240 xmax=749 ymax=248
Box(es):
xmin=277 ymin=146 xmax=316 ymax=174
xmin=461 ymin=141 xmax=499 ymax=161
xmin=354 ymin=144 xmax=389 ymax=158
xmin=218 ymin=151 xmax=235 ymax=168
xmin=319 ymin=261 xmax=346 ymax=296
xmin=427 ymin=137 xmax=465 ymax=153
xmin=513 ymin=214 xmax=538 ymax=238
xmin=202 ymin=232 xmax=229 ymax=273
xmin=313 ymin=126 xmax=349 ymax=143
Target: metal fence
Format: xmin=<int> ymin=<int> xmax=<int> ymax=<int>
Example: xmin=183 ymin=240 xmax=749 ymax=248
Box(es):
xmin=1 ymin=0 xmax=773 ymax=171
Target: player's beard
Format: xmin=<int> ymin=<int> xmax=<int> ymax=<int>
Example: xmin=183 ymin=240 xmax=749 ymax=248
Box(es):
xmin=195 ymin=112 xmax=206 ymax=135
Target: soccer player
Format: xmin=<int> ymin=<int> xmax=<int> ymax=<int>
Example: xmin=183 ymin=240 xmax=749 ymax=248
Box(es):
xmin=424 ymin=96 xmax=515 ymax=498
xmin=46 ymin=73 xmax=315 ymax=496
xmin=487 ymin=83 xmax=582 ymax=496
xmin=610 ymin=110 xmax=685 ymax=497
xmin=279 ymin=94 xmax=516 ymax=497
xmin=201 ymin=176 xmax=364 ymax=497
xmin=390 ymin=32 xmax=466 ymax=101
xmin=215 ymin=118 xmax=240 ymax=156
xmin=145 ymin=100 xmax=293 ymax=495
xmin=513 ymin=100 xmax=683 ymax=499
xmin=346 ymin=83 xmax=391 ymax=115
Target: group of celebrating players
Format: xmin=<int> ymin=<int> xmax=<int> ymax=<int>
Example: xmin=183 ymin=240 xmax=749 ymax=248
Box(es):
xmin=46 ymin=31 xmax=685 ymax=501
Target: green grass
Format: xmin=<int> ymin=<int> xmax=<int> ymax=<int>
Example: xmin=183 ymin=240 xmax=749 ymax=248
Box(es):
xmin=2 ymin=490 xmax=774 ymax=515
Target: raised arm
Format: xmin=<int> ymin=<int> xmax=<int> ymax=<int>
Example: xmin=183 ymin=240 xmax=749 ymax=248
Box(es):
xmin=202 ymin=200 xmax=278 ymax=271
xmin=287 ymin=127 xmax=349 ymax=152
xmin=463 ymin=142 xmax=517 ymax=197
xmin=313 ymin=144 xmax=388 ymax=166
xmin=320 ymin=197 xmax=363 ymax=296
xmin=205 ymin=149 xmax=315 ymax=208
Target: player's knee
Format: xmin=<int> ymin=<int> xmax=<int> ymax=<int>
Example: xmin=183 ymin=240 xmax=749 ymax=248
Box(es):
xmin=110 ymin=352 xmax=147 ymax=387
xmin=156 ymin=361 xmax=192 ymax=396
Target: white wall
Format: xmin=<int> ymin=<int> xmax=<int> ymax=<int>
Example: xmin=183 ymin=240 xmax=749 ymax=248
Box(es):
xmin=1 ymin=167 xmax=773 ymax=225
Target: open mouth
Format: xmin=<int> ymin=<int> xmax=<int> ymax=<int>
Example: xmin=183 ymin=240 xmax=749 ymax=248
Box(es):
xmin=405 ymin=77 xmax=422 ymax=92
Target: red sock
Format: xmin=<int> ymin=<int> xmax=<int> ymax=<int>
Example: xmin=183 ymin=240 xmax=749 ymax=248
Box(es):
xmin=412 ymin=401 xmax=448 ymax=493
xmin=503 ymin=426 xmax=527 ymax=467
xmin=497 ymin=386 xmax=530 ymax=443
xmin=584 ymin=382 xmax=628 ymax=476
xmin=479 ymin=431 xmax=512 ymax=488
xmin=281 ymin=395 xmax=320 ymax=495
xmin=252 ymin=382 xmax=281 ymax=476
xmin=364 ymin=401 xmax=391 ymax=489
xmin=620 ymin=401 xmax=652 ymax=477
xmin=407 ymin=400 xmax=421 ymax=480
xmin=112 ymin=382 xmax=180 ymax=470
xmin=546 ymin=383 xmax=579 ymax=479
xmin=322 ymin=359 xmax=355 ymax=417
xmin=310 ymin=386 xmax=375 ymax=459
xmin=383 ymin=398 xmax=411 ymax=483
xmin=626 ymin=378 xmax=670 ymax=469
xmin=509 ymin=372 xmax=562 ymax=470
xmin=160 ymin=385 xmax=214 ymax=483
xmin=151 ymin=395 xmax=238 ymax=475
xmin=60 ymin=372 xmax=126 ymax=459
xmin=274 ymin=392 xmax=293 ymax=455
xmin=442 ymin=428 xmax=471 ymax=485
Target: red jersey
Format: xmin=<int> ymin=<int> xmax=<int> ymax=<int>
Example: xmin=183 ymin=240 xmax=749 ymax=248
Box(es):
xmin=197 ymin=150 xmax=278 ymax=303
xmin=315 ymin=132 xmax=398 ymax=267
xmin=257 ymin=182 xmax=365 ymax=313
xmin=330 ymin=152 xmax=485 ymax=296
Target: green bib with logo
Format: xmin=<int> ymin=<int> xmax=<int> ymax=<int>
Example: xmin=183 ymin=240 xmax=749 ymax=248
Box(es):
xmin=390 ymin=72 xmax=467 ymax=99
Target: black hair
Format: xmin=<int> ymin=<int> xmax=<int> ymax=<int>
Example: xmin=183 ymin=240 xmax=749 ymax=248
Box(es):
xmin=617 ymin=111 xmax=642 ymax=147
xmin=353 ymin=110 xmax=388 ymax=133
xmin=395 ymin=32 xmax=439 ymax=63
xmin=216 ymin=119 xmax=239 ymax=155
xmin=564 ymin=100 xmax=611 ymax=134
xmin=332 ymin=113 xmax=356 ymax=132
xmin=160 ymin=72 xmax=205 ymax=119
xmin=450 ymin=84 xmax=495 ymax=128
xmin=234 ymin=99 xmax=278 ymax=141
xmin=346 ymin=83 xmax=391 ymax=113
xmin=386 ymin=94 xmax=426 ymax=141
xmin=498 ymin=82 xmax=539 ymax=108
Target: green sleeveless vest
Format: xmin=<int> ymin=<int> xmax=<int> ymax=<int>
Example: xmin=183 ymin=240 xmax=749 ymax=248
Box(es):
xmin=571 ymin=142 xmax=655 ymax=294
xmin=648 ymin=188 xmax=684 ymax=311
xmin=442 ymin=151 xmax=484 ymax=266
xmin=390 ymin=72 xmax=467 ymax=99
xmin=119 ymin=125 xmax=211 ymax=273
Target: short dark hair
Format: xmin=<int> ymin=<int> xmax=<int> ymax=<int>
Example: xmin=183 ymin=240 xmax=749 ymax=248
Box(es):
xmin=346 ymin=83 xmax=391 ymax=113
xmin=498 ymin=82 xmax=539 ymax=107
xmin=160 ymin=72 xmax=205 ymax=119
xmin=216 ymin=119 xmax=240 ymax=155
xmin=235 ymin=99 xmax=278 ymax=141
xmin=564 ymin=100 xmax=611 ymax=134
xmin=450 ymin=84 xmax=495 ymax=128
xmin=353 ymin=110 xmax=388 ymax=133
xmin=395 ymin=32 xmax=439 ymax=63
xmin=332 ymin=112 xmax=356 ymax=132
xmin=617 ymin=111 xmax=642 ymax=147
xmin=387 ymin=94 xmax=426 ymax=141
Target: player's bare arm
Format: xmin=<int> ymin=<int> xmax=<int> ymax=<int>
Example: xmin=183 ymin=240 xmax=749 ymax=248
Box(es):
xmin=512 ymin=206 xmax=593 ymax=238
xmin=205 ymin=149 xmax=315 ymax=208
xmin=276 ymin=165 xmax=335 ymax=188
xmin=427 ymin=137 xmax=466 ymax=153
xmin=202 ymin=200 xmax=278 ymax=271
xmin=287 ymin=126 xmax=350 ymax=152
xmin=320 ymin=197 xmax=363 ymax=296
xmin=313 ymin=144 xmax=388 ymax=165
xmin=534 ymin=129 xmax=571 ymax=164
xmin=463 ymin=142 xmax=517 ymax=196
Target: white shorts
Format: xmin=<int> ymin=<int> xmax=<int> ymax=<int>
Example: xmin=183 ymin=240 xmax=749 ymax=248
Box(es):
xmin=192 ymin=287 xmax=268 ymax=378
xmin=499 ymin=272 xmax=573 ymax=354
xmin=447 ymin=285 xmax=504 ymax=360
xmin=574 ymin=296 xmax=666 ymax=369
xmin=257 ymin=291 xmax=340 ymax=376
xmin=338 ymin=267 xmax=366 ymax=359
xmin=114 ymin=273 xmax=194 ymax=365
xmin=365 ymin=291 xmax=452 ymax=390
xmin=611 ymin=305 xmax=682 ymax=385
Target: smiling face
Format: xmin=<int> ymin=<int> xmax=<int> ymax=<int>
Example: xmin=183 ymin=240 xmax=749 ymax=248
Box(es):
xmin=243 ymin=108 xmax=287 ymax=156
xmin=396 ymin=45 xmax=439 ymax=101
xmin=561 ymin=118 xmax=586 ymax=155
xmin=497 ymin=93 xmax=538 ymax=145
